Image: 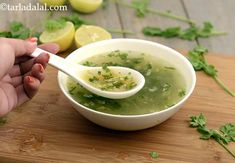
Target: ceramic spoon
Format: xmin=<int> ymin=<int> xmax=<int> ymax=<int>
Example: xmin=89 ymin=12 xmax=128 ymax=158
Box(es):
xmin=31 ymin=48 xmax=145 ymax=99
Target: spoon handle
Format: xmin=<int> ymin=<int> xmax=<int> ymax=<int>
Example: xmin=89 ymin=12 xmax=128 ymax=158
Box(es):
xmin=31 ymin=48 xmax=79 ymax=78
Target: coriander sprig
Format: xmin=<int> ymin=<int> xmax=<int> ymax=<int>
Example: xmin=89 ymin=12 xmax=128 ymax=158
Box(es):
xmin=0 ymin=21 xmax=39 ymax=39
xmin=142 ymin=22 xmax=227 ymax=40
xmin=189 ymin=114 xmax=235 ymax=158
xmin=114 ymin=0 xmax=195 ymax=24
xmin=187 ymin=46 xmax=235 ymax=97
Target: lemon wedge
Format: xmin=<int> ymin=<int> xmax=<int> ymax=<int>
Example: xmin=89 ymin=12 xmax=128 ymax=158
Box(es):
xmin=39 ymin=22 xmax=75 ymax=52
xmin=69 ymin=0 xmax=103 ymax=13
xmin=75 ymin=25 xmax=112 ymax=47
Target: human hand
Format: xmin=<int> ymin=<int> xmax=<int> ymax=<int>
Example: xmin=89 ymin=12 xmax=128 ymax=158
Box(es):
xmin=0 ymin=37 xmax=59 ymax=116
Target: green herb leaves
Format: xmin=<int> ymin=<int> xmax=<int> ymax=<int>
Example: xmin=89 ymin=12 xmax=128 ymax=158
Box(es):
xmin=143 ymin=22 xmax=227 ymax=40
xmin=189 ymin=114 xmax=235 ymax=158
xmin=115 ymin=0 xmax=194 ymax=23
xmin=220 ymin=124 xmax=235 ymax=143
xmin=131 ymin=0 xmax=149 ymax=17
xmin=0 ymin=21 xmax=37 ymax=39
xmin=188 ymin=46 xmax=235 ymax=96
xmin=44 ymin=19 xmax=66 ymax=32
xmin=149 ymin=151 xmax=159 ymax=159
xmin=61 ymin=14 xmax=88 ymax=29
xmin=190 ymin=113 xmax=206 ymax=128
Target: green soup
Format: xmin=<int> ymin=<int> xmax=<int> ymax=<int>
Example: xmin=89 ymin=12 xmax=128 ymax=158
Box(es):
xmin=67 ymin=50 xmax=186 ymax=115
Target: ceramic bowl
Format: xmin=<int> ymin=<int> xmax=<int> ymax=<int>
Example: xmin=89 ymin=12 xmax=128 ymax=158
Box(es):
xmin=58 ymin=39 xmax=196 ymax=131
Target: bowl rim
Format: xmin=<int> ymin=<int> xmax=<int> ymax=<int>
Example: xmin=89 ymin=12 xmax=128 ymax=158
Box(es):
xmin=58 ymin=38 xmax=196 ymax=118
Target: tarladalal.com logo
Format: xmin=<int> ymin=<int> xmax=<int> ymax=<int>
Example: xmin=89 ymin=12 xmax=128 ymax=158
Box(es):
xmin=0 ymin=2 xmax=67 ymax=11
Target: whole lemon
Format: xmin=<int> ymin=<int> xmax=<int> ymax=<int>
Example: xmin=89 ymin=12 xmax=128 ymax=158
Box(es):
xmin=69 ymin=0 xmax=103 ymax=13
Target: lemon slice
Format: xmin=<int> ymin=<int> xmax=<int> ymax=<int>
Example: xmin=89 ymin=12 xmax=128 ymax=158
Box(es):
xmin=75 ymin=25 xmax=112 ymax=47
xmin=39 ymin=22 xmax=75 ymax=52
xmin=69 ymin=0 xmax=103 ymax=13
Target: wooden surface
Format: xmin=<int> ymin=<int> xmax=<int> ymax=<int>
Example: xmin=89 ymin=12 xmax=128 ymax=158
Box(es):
xmin=0 ymin=53 xmax=235 ymax=162
xmin=0 ymin=0 xmax=235 ymax=54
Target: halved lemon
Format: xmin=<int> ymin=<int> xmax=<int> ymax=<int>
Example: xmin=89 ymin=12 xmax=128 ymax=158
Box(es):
xmin=69 ymin=0 xmax=103 ymax=13
xmin=39 ymin=22 xmax=75 ymax=52
xmin=75 ymin=25 xmax=112 ymax=47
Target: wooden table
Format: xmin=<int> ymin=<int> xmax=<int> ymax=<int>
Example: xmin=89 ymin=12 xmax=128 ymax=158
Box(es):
xmin=0 ymin=0 xmax=235 ymax=162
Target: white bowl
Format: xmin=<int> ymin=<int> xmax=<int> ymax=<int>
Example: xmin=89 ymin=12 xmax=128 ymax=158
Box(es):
xmin=58 ymin=39 xmax=196 ymax=131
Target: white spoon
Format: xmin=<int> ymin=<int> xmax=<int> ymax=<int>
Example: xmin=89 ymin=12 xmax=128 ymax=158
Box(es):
xmin=31 ymin=48 xmax=145 ymax=99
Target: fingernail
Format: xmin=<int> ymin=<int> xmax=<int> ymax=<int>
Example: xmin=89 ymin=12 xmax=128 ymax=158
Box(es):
xmin=27 ymin=37 xmax=38 ymax=43
xmin=27 ymin=76 xmax=34 ymax=83
xmin=44 ymin=53 xmax=50 ymax=62
xmin=38 ymin=64 xmax=44 ymax=73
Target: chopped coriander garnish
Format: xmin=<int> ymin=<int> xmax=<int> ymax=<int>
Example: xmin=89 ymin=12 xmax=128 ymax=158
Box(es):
xmin=178 ymin=89 xmax=186 ymax=97
xmin=149 ymin=151 xmax=159 ymax=159
xmin=69 ymin=86 xmax=76 ymax=95
xmin=188 ymin=46 xmax=235 ymax=97
xmin=86 ymin=68 xmax=137 ymax=92
xmin=82 ymin=61 xmax=97 ymax=67
xmin=162 ymin=83 xmax=171 ymax=92
xmin=189 ymin=114 xmax=235 ymax=158
xmin=164 ymin=66 xmax=175 ymax=70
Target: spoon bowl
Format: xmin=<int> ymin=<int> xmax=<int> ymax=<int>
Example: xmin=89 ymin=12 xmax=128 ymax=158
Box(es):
xmin=31 ymin=48 xmax=145 ymax=99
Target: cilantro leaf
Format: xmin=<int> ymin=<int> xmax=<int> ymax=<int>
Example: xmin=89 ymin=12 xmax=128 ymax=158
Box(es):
xmin=61 ymin=14 xmax=89 ymax=29
xmin=142 ymin=27 xmax=162 ymax=36
xmin=0 ymin=31 xmax=12 ymax=37
xmin=178 ymin=89 xmax=186 ymax=97
xmin=189 ymin=114 xmax=235 ymax=158
xmin=197 ymin=127 xmax=213 ymax=140
xmin=0 ymin=21 xmax=40 ymax=40
xmin=143 ymin=22 xmax=226 ymax=40
xmin=116 ymin=0 xmax=195 ymax=23
xmin=149 ymin=151 xmax=159 ymax=159
xmin=189 ymin=113 xmax=206 ymax=128
xmin=220 ymin=123 xmax=235 ymax=143
xmin=9 ymin=21 xmax=31 ymax=39
xmin=187 ymin=46 xmax=235 ymax=96
xmin=131 ymin=0 xmax=150 ymax=17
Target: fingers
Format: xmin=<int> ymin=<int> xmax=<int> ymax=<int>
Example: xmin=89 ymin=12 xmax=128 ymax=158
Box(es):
xmin=11 ymin=63 xmax=45 ymax=87
xmin=9 ymin=53 xmax=49 ymax=77
xmin=21 ymin=52 xmax=50 ymax=73
xmin=8 ymin=42 xmax=59 ymax=78
xmin=16 ymin=76 xmax=40 ymax=106
xmin=15 ymin=64 xmax=45 ymax=105
xmin=38 ymin=43 xmax=60 ymax=54
xmin=0 ymin=37 xmax=37 ymax=57
xmin=23 ymin=76 xmax=41 ymax=98
xmin=30 ymin=63 xmax=45 ymax=82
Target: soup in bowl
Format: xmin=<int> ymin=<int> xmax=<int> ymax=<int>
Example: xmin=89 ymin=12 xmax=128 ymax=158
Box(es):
xmin=58 ymin=39 xmax=196 ymax=131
